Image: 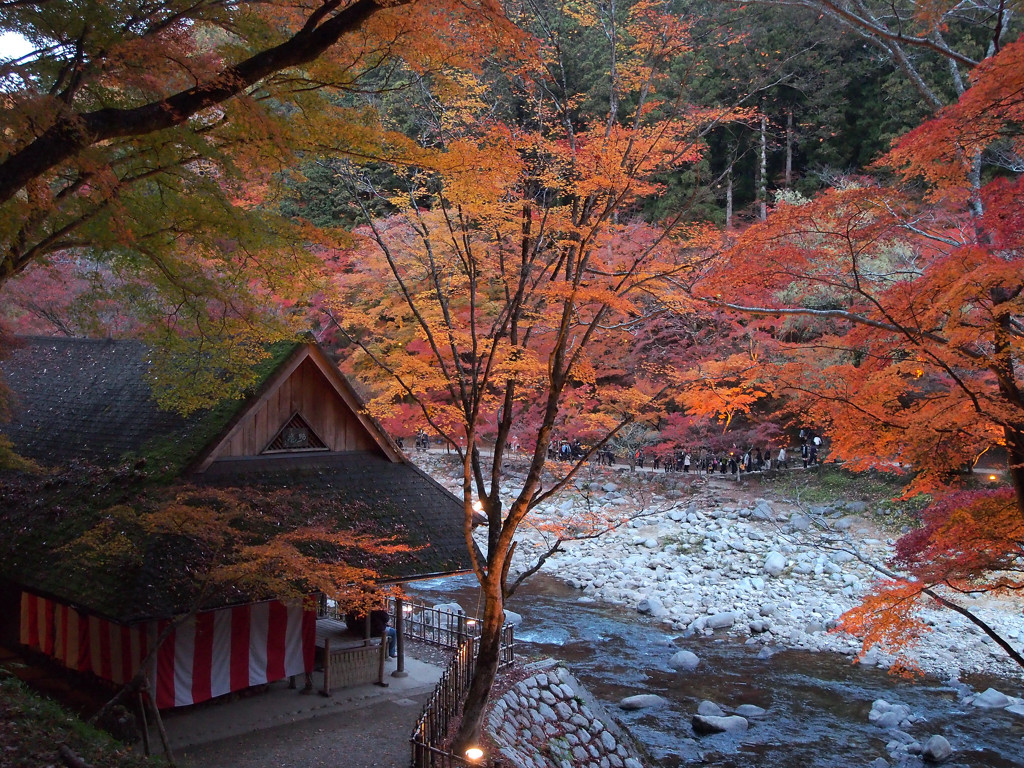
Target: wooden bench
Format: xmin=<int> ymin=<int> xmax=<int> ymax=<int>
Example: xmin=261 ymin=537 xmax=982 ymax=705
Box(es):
xmin=316 ymin=618 xmax=387 ymax=694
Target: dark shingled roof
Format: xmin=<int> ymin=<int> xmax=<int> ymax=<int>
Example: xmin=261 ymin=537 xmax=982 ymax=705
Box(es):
xmin=0 ymin=337 xmax=474 ymax=622
xmin=1 ymin=337 xmax=197 ymax=465
xmin=197 ymin=453 xmax=473 ymax=583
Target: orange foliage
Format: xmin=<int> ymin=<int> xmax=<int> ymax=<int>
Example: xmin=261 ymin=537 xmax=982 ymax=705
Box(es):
xmin=881 ymin=38 xmax=1024 ymax=202
xmin=66 ymin=485 xmax=410 ymax=615
xmin=696 ymin=33 xmax=1024 ymax=671
xmin=835 ymin=579 xmax=931 ymax=670
xmin=701 ymin=174 xmax=1021 ymax=495
xmin=312 ymin=6 xmax=746 ymax=745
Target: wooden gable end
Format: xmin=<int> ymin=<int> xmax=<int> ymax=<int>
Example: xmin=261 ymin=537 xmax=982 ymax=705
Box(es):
xmin=191 ymin=345 xmax=401 ymax=472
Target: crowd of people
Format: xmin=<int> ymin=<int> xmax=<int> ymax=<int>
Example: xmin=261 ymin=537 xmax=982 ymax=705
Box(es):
xmin=402 ymin=426 xmax=826 ymax=476
xmin=541 ymin=428 xmax=826 ymax=477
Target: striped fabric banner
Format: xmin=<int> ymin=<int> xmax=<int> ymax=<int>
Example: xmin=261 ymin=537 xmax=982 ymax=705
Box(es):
xmin=19 ymin=592 xmax=315 ymax=708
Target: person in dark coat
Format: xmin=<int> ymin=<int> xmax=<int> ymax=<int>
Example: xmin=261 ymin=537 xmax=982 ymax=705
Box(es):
xmin=346 ymin=609 xmax=398 ymax=657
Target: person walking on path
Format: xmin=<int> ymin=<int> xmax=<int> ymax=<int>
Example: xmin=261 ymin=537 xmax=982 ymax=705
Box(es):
xmin=778 ymin=446 xmax=787 ymax=469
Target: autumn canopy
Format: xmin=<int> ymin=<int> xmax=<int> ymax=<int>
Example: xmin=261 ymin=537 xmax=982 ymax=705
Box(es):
xmin=2 ymin=0 xmax=1023 ymax=752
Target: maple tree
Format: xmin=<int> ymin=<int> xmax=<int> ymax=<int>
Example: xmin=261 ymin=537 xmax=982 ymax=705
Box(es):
xmin=0 ymin=0 xmax=517 ymax=410
xmin=619 ymin=306 xmax=784 ymax=454
xmin=315 ymin=0 xmax=744 ymax=749
xmin=694 ymin=36 xmax=1024 ymax=667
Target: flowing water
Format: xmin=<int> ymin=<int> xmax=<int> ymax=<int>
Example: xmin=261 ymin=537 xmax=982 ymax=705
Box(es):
xmin=408 ymin=573 xmax=1024 ymax=767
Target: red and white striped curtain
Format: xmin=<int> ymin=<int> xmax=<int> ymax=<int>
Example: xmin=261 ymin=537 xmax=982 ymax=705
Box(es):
xmin=20 ymin=592 xmax=315 ymax=708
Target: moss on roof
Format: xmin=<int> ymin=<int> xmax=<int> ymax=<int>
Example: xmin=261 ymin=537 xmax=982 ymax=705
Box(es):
xmin=0 ymin=463 xmax=443 ymax=623
xmin=0 ymin=337 xmax=301 ymax=478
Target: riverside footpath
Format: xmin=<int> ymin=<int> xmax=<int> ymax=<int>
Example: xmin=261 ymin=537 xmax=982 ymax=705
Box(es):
xmin=173 ymin=651 xmax=444 ymax=768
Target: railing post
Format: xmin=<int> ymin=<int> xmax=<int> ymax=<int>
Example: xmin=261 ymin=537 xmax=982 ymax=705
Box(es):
xmin=393 ymin=596 xmax=408 ymax=678
xmin=376 ymin=632 xmax=389 ymax=687
xmin=321 ymin=638 xmax=331 ymax=697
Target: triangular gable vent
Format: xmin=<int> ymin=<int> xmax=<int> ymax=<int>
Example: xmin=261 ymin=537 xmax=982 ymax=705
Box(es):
xmin=263 ymin=412 xmax=328 ymax=453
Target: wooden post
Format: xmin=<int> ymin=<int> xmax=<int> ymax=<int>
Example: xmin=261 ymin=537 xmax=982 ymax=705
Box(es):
xmin=321 ymin=637 xmax=332 ymax=697
xmin=137 ymin=692 xmax=151 ymax=757
xmin=376 ymin=634 xmax=389 ymax=687
xmin=140 ymin=681 xmax=174 ymax=767
xmin=392 ymin=596 xmax=408 ymax=678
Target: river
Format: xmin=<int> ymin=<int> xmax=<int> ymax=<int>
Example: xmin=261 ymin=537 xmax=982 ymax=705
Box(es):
xmin=408 ymin=573 xmax=1024 ymax=767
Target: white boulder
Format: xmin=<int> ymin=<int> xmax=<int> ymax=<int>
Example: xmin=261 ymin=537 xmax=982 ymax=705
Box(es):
xmin=921 ymin=734 xmax=952 ymax=763
xmin=669 ymin=650 xmax=701 ymax=671
xmin=972 ymin=687 xmax=1012 ymax=708
xmin=619 ymin=694 xmax=668 ymax=711
xmin=764 ymin=552 xmax=787 ymax=577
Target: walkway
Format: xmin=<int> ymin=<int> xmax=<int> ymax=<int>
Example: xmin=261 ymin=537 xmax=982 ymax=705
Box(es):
xmin=171 ymin=649 xmax=445 ymax=767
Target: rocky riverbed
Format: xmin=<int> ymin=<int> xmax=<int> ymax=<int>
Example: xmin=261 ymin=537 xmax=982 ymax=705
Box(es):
xmin=416 ymin=454 xmax=1024 ymax=684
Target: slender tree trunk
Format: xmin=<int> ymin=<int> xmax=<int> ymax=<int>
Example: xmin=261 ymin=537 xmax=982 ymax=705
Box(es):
xmin=968 ymin=151 xmax=984 ymax=217
xmin=725 ymin=162 xmax=734 ymax=229
xmin=785 ymin=107 xmax=794 ymax=189
xmin=606 ymin=0 xmax=619 ymax=133
xmin=758 ymin=112 xmax=768 ymax=221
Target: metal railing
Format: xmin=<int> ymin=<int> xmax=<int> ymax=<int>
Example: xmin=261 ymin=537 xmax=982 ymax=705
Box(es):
xmin=408 ymin=602 xmax=514 ymax=768
xmin=316 ymin=596 xmax=515 ymax=666
xmin=388 ymin=597 xmax=515 ymax=657
xmin=411 ymin=636 xmax=477 ymax=768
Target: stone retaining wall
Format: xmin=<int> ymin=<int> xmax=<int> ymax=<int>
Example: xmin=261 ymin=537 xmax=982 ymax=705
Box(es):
xmin=485 ymin=661 xmax=644 ymax=768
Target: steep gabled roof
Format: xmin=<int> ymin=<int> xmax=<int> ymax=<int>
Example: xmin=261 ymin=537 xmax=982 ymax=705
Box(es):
xmin=188 ymin=342 xmax=403 ymax=472
xmin=0 ymin=336 xmax=474 ymax=620
xmin=0 ymin=337 xmax=403 ymax=472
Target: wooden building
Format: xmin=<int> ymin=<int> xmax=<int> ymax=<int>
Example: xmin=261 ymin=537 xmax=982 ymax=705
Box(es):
xmin=0 ymin=337 xmax=471 ymax=707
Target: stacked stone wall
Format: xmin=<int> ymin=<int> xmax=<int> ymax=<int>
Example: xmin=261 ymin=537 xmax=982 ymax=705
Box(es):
xmin=486 ymin=662 xmax=644 ymax=768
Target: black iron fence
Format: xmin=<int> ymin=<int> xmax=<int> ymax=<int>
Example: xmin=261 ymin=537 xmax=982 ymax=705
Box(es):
xmin=409 ymin=606 xmax=516 ymax=768
xmin=411 ymin=636 xmax=477 ymax=768
xmin=389 ymin=598 xmax=482 ymax=650
xmin=388 ymin=598 xmax=515 ymax=665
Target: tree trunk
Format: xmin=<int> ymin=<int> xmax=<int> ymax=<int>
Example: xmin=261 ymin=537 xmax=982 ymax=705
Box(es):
xmin=605 ymin=0 xmax=619 ymax=133
xmin=725 ymin=163 xmax=733 ymax=229
xmin=785 ymin=107 xmax=794 ymax=189
xmin=1003 ymin=424 xmax=1024 ymax=519
xmin=453 ymin=571 xmax=505 ymax=754
xmin=990 ymin=285 xmax=1024 ymax=517
xmin=758 ymin=113 xmax=768 ymax=221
